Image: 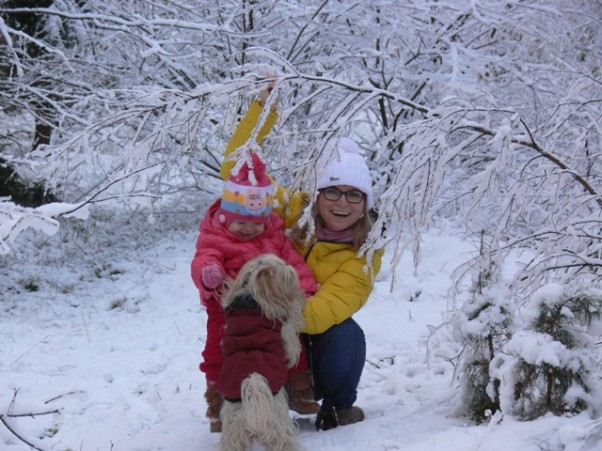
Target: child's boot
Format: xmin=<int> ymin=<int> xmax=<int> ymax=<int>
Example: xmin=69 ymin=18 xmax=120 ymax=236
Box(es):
xmin=286 ymin=371 xmax=320 ymax=414
xmin=204 ymin=387 xmax=223 ymax=433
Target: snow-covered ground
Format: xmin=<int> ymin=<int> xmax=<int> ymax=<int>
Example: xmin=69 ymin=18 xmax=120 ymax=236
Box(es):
xmin=1 ymin=211 xmax=600 ymax=450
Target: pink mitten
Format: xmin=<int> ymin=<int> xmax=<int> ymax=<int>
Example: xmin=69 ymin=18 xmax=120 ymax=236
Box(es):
xmin=202 ymin=264 xmax=223 ymax=289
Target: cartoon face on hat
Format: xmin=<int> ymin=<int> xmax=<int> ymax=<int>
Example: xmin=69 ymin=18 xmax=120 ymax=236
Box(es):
xmin=243 ymin=189 xmax=269 ymax=214
xmin=218 ymin=152 xmax=274 ymax=226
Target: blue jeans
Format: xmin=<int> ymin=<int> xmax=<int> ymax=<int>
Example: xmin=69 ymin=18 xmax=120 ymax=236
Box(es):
xmin=308 ymin=318 xmax=366 ymax=410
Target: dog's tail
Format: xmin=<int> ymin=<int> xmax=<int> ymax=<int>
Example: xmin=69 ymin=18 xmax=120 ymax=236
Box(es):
xmin=239 ymin=372 xmax=300 ymax=450
xmin=241 ymin=373 xmax=277 ymax=433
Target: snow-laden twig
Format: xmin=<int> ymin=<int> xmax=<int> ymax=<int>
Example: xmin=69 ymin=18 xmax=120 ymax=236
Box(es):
xmin=0 ymin=414 xmax=47 ymax=451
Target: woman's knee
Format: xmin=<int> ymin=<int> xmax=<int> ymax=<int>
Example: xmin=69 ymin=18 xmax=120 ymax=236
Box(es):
xmin=326 ymin=318 xmax=365 ymax=347
xmin=313 ymin=319 xmax=366 ymax=367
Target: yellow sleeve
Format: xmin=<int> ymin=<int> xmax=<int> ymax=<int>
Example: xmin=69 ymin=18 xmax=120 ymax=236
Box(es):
xmin=283 ymin=191 xmax=311 ymax=230
xmin=220 ymin=99 xmax=279 ymax=181
xmin=301 ymin=249 xmax=383 ymax=334
xmin=219 ymin=99 xmax=293 ymax=217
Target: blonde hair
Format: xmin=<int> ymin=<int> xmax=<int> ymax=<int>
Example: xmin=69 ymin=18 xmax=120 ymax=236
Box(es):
xmin=222 ymin=254 xmax=304 ymax=322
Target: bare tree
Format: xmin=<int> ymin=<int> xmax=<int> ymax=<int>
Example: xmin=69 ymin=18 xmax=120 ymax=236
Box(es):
xmin=1 ymin=0 xmax=600 ymax=274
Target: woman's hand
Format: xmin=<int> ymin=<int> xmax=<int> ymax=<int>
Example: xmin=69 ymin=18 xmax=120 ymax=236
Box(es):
xmin=258 ymin=73 xmax=279 ymax=113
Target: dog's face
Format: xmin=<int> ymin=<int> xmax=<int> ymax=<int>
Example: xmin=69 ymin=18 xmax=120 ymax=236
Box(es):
xmin=222 ymin=254 xmax=304 ymax=322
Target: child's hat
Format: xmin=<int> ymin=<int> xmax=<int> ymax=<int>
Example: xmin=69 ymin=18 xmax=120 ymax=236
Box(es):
xmin=218 ymin=152 xmax=274 ymax=226
xmin=316 ymin=137 xmax=374 ymax=208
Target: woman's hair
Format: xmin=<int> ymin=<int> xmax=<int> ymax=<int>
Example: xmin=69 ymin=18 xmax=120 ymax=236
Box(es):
xmin=290 ymin=195 xmax=374 ymax=251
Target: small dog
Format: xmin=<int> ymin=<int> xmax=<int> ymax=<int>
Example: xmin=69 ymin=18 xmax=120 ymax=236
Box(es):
xmin=216 ymin=254 xmax=305 ymax=451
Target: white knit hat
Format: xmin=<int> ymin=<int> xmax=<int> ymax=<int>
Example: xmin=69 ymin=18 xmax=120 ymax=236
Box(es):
xmin=316 ymin=137 xmax=374 ymax=208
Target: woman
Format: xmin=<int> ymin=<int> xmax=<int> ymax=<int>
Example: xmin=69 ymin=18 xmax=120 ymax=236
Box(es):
xmin=220 ymin=80 xmax=383 ymax=430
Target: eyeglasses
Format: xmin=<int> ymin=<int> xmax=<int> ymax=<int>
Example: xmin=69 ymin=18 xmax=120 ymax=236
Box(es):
xmin=320 ymin=187 xmax=365 ymax=204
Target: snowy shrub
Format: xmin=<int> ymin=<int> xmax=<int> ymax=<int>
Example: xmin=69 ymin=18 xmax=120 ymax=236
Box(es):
xmin=452 ymin=232 xmax=513 ymax=422
xmin=491 ymin=284 xmax=602 ymax=420
xmin=454 ymin=294 xmax=513 ymax=422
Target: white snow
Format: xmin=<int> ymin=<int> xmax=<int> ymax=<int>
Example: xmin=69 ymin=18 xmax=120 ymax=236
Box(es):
xmin=1 ymin=213 xmax=600 ymax=451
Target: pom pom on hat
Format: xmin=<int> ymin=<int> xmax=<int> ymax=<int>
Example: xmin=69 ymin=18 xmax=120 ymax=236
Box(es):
xmin=218 ymin=152 xmax=274 ymax=226
xmin=316 ymin=137 xmax=374 ymax=208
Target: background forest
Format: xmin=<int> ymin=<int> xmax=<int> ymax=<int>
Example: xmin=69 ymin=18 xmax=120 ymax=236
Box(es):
xmin=1 ymin=0 xmax=602 ymax=449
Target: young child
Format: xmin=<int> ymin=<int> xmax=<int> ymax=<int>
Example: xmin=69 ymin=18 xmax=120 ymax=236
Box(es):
xmin=191 ymin=151 xmax=319 ymax=433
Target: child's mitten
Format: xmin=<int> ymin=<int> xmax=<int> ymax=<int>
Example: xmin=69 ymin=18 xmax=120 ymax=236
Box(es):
xmin=202 ymin=264 xmax=224 ymax=289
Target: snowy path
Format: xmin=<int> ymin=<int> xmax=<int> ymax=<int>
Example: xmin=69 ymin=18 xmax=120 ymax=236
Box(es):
xmin=1 ymin=224 xmax=598 ymax=450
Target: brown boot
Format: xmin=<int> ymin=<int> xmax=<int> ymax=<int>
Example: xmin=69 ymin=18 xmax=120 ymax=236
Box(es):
xmin=204 ymin=387 xmax=223 ymax=433
xmin=286 ymin=371 xmax=320 ymax=415
xmin=336 ymin=406 xmax=365 ymax=426
xmin=315 ymin=405 xmax=365 ymax=431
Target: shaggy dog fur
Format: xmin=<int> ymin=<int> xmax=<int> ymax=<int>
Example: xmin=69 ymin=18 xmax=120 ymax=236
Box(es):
xmin=219 ymin=254 xmax=305 ymax=451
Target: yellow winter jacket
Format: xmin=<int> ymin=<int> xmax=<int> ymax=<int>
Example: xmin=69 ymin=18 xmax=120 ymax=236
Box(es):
xmin=221 ymin=100 xmax=383 ymax=334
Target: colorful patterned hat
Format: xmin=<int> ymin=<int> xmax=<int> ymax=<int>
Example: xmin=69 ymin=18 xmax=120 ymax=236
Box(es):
xmin=218 ymin=152 xmax=273 ymax=226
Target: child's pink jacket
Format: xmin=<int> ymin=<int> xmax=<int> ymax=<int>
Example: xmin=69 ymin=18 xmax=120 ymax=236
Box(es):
xmin=191 ymin=199 xmax=317 ymax=384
